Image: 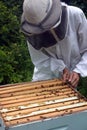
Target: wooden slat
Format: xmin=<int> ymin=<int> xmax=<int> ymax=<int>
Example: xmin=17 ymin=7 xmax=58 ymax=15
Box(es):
xmin=0 ymin=84 xmax=68 ymax=98
xmin=0 ymin=79 xmax=62 ymax=91
xmin=0 ymin=88 xmax=76 ymax=102
xmin=0 ymin=93 xmax=77 ymax=113
xmin=0 ymin=87 xmax=73 ymax=105
xmin=5 ymin=105 xmax=87 ymax=127
xmin=4 ymin=102 xmax=87 ymax=121
xmin=0 ymin=79 xmax=87 ymax=127
xmin=2 ymin=99 xmax=84 ymax=117
xmin=0 ymin=91 xmax=76 ymax=108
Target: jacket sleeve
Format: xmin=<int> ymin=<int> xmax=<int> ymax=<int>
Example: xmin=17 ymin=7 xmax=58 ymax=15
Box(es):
xmin=50 ymin=57 xmax=66 ymax=77
xmin=73 ymin=10 xmax=87 ymax=77
xmin=27 ymin=42 xmax=66 ymax=81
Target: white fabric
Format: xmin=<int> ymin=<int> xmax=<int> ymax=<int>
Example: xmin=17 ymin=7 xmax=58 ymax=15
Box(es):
xmin=23 ymin=0 xmax=53 ymax=24
xmin=22 ymin=0 xmax=62 ymax=34
xmin=27 ymin=4 xmax=87 ymax=81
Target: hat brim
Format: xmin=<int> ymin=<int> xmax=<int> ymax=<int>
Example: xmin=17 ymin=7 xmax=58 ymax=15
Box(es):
xmin=21 ymin=0 xmax=62 ymax=35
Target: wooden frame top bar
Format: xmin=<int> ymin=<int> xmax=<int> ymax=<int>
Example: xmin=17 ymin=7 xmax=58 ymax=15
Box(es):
xmin=0 ymin=79 xmax=87 ymax=127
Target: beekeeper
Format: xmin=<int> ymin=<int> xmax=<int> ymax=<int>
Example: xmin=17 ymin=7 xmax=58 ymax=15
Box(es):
xmin=21 ymin=0 xmax=87 ymax=87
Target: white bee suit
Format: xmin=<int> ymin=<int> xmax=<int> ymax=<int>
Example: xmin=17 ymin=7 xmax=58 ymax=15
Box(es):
xmin=27 ymin=4 xmax=87 ymax=81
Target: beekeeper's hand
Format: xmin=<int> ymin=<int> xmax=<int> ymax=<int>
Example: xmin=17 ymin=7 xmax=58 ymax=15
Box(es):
xmin=62 ymin=68 xmax=80 ymax=87
xmin=62 ymin=68 xmax=70 ymax=83
xmin=68 ymin=71 xmax=80 ymax=87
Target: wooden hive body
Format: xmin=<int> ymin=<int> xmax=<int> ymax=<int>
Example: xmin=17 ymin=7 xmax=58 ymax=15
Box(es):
xmin=0 ymin=79 xmax=87 ymax=130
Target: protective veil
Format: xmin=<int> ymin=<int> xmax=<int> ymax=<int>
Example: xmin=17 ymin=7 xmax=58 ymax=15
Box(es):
xmin=22 ymin=3 xmax=87 ymax=81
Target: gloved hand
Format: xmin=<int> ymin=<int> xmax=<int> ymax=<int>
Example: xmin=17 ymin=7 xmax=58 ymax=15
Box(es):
xmin=62 ymin=68 xmax=80 ymax=87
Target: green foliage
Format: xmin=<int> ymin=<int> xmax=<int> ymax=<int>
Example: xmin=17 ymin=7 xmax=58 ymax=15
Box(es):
xmin=0 ymin=1 xmax=33 ymax=84
xmin=0 ymin=1 xmax=20 ymax=46
xmin=0 ymin=41 xmax=34 ymax=84
xmin=77 ymin=77 xmax=87 ymax=97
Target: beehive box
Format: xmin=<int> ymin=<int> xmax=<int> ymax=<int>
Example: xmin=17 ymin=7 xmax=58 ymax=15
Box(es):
xmin=0 ymin=79 xmax=87 ymax=130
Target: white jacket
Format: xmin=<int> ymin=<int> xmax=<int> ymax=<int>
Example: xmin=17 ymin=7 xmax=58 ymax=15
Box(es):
xmin=27 ymin=4 xmax=87 ymax=81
